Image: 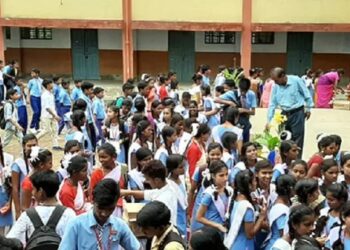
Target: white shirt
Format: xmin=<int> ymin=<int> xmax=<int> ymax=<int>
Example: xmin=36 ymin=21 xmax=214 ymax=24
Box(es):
xmin=7 ymin=206 xmax=76 ymax=245
xmin=214 ymin=73 xmax=225 ymax=87
xmin=144 ymin=183 xmax=178 ymax=226
xmin=41 ymin=89 xmax=57 ymax=118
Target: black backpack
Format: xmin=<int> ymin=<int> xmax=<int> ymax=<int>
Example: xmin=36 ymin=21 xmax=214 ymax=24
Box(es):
xmin=25 ymin=205 xmax=66 ymax=250
xmin=0 ymin=101 xmax=14 ymax=130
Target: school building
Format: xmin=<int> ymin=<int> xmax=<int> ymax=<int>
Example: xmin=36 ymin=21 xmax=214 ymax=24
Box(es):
xmin=1 ymin=0 xmax=350 ymax=82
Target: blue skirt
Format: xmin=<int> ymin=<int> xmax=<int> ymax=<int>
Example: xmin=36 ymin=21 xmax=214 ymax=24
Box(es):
xmin=0 ymin=187 xmax=13 ymax=227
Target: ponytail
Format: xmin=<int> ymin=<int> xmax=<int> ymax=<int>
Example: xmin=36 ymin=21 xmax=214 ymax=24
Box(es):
xmin=234 ymin=169 xmax=254 ymax=205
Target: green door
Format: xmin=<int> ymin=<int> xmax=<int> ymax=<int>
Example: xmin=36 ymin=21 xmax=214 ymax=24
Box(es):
xmin=71 ymin=29 xmax=100 ymax=80
xmin=168 ymin=31 xmax=195 ymax=82
xmin=287 ymin=32 xmax=313 ymax=76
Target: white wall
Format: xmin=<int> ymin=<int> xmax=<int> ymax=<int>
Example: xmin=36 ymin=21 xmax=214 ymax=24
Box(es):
xmin=313 ymin=32 xmax=350 ymax=54
xmin=99 ymin=30 xmax=168 ymax=51
xmin=134 ymin=30 xmax=168 ymax=51
xmin=98 ymin=29 xmax=122 ymax=50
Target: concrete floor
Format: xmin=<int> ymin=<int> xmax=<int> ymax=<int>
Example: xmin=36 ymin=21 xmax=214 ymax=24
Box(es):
xmin=250 ymin=108 xmax=350 ymax=159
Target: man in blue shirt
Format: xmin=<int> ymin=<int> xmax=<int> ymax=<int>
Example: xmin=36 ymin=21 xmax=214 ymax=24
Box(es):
xmin=27 ymin=68 xmax=43 ymax=133
xmin=59 ymin=179 xmax=140 ymax=250
xmin=267 ymin=67 xmax=314 ymax=157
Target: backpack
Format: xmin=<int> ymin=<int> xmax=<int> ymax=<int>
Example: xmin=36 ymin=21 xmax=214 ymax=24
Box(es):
xmin=25 ymin=205 xmax=66 ymax=250
xmin=158 ymin=229 xmax=186 ymax=250
xmin=0 ymin=101 xmax=14 ymax=130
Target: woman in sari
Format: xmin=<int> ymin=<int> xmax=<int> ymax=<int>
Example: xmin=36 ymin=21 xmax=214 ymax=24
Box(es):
xmin=316 ymin=69 xmax=344 ymax=108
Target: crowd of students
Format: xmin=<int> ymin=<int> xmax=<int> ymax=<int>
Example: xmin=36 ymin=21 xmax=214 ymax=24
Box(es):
xmin=0 ymin=62 xmax=349 ymax=250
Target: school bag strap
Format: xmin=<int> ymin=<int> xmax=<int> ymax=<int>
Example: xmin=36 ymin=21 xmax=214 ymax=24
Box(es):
xmin=26 ymin=208 xmax=44 ymax=229
xmin=46 ymin=205 xmax=66 ymax=229
xmin=26 ymin=205 xmax=66 ymax=230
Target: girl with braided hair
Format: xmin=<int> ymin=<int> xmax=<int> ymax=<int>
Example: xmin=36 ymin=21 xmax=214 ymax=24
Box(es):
xmin=224 ymin=169 xmax=267 ymax=250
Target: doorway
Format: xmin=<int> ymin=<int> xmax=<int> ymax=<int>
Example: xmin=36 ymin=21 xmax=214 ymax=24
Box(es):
xmin=287 ymin=32 xmax=313 ymax=75
xmin=168 ymin=31 xmax=195 ymax=82
xmin=71 ymin=29 xmax=100 ymax=80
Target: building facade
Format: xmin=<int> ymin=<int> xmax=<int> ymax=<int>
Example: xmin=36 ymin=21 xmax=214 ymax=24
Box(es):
xmin=1 ymin=0 xmax=350 ymax=81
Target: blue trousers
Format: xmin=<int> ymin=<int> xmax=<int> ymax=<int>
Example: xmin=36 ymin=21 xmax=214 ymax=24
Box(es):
xmin=284 ymin=108 xmax=305 ymax=158
xmin=18 ymin=105 xmax=28 ymax=135
xmin=58 ymin=105 xmax=71 ymax=135
xmin=30 ymin=96 xmax=41 ymax=130
xmin=95 ymin=119 xmax=105 ymax=143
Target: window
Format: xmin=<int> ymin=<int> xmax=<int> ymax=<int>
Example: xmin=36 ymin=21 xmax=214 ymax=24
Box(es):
xmin=5 ymin=27 xmax=11 ymax=40
xmin=204 ymin=32 xmax=235 ymax=44
xmin=252 ymin=32 xmax=274 ymax=44
xmin=20 ymin=28 xmax=52 ymax=40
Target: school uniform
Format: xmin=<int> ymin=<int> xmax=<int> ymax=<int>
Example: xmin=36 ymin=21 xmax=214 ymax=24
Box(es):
xmin=327 ymin=226 xmax=350 ymax=250
xmin=237 ymin=90 xmax=257 ymax=143
xmin=53 ymin=83 xmax=62 ymax=114
xmin=3 ymin=100 xmax=23 ymax=149
xmin=264 ymin=203 xmax=289 ymax=250
xmin=144 ymin=183 xmax=178 ymax=226
xmin=202 ymin=75 xmax=210 ymax=87
xmin=58 ymin=88 xmax=72 ymax=134
xmin=14 ymin=85 xmax=28 ymax=134
xmin=168 ymin=179 xmax=187 ymax=238
xmin=190 ymin=168 xmax=205 ymax=232
xmin=92 ymin=97 xmax=106 ymax=143
xmin=0 ymin=155 xmax=14 ymax=230
xmin=70 ymin=86 xmax=83 ymax=102
xmin=154 ymin=146 xmax=169 ymax=166
xmin=203 ymin=96 xmax=220 ymax=129
xmin=7 ymin=205 xmax=76 ymax=246
xmin=59 ymin=210 xmax=140 ymax=250
xmin=200 ymin=186 xmax=231 ymax=230
xmin=211 ymin=124 xmax=243 ymax=146
xmin=106 ymin=123 xmax=127 ymax=164
xmin=79 ymin=92 xmax=98 ymax=150
xmin=174 ymin=104 xmax=189 ymax=119
xmin=36 ymin=89 xmax=59 ymax=148
xmin=225 ymin=200 xmax=255 ymax=250
xmin=28 ymin=77 xmax=43 ymax=130
xmin=11 ymin=157 xmax=30 ymax=207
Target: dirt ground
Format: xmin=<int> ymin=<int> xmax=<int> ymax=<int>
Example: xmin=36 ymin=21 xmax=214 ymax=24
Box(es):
xmin=0 ymin=82 xmax=123 ymax=169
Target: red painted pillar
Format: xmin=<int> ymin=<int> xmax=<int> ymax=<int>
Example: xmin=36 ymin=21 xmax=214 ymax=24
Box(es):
xmin=241 ymin=0 xmax=252 ymax=76
xmin=122 ymin=0 xmax=134 ymax=82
